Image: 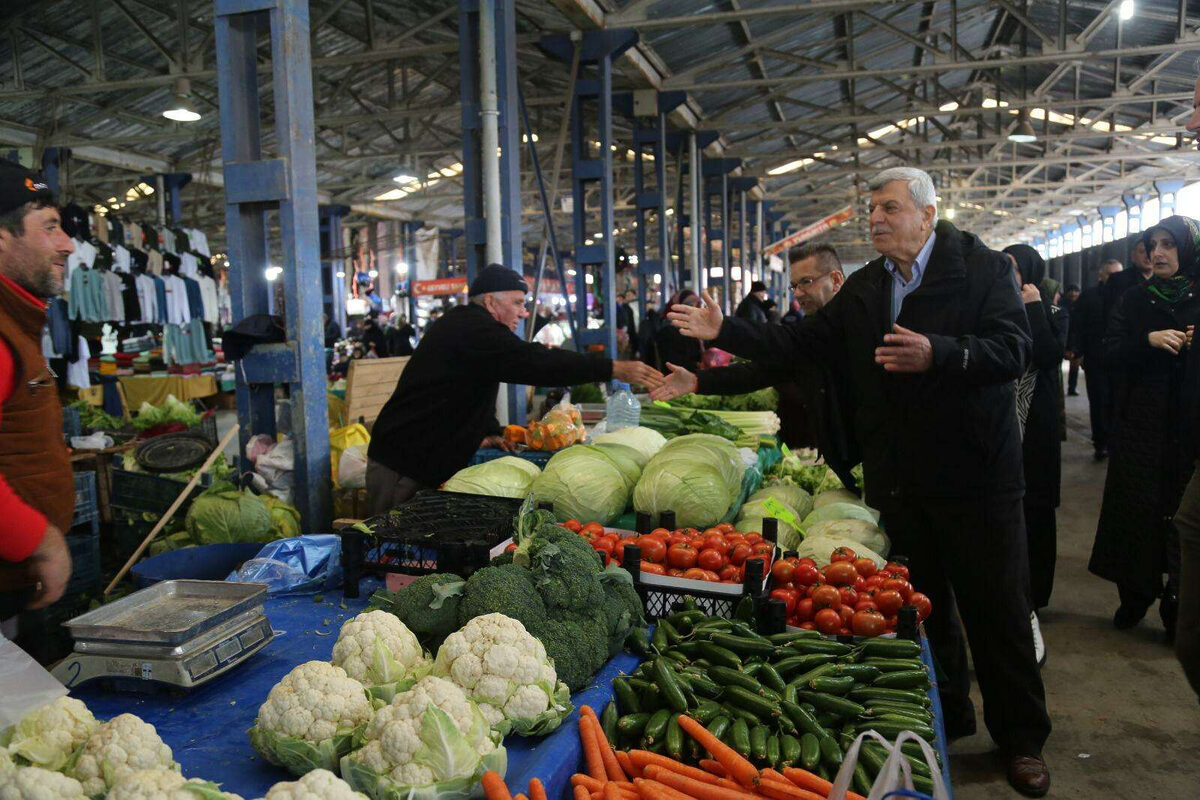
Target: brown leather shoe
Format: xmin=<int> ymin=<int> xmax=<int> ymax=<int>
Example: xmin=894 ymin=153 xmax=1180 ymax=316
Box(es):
xmin=1007 ymin=755 xmax=1050 ymax=797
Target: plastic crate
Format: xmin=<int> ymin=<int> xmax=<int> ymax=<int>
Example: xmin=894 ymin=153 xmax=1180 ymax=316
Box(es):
xmin=110 ymin=468 xmax=212 ymax=515
xmin=341 ymin=490 xmax=524 ymax=597
xmin=65 ymin=521 xmax=102 ymax=595
xmin=72 ymin=470 xmax=99 ymax=527
xmin=197 ymin=414 xmax=218 ymax=445
xmin=622 ymin=541 xmax=773 ymax=620
xmin=62 ymin=404 xmax=82 ymax=440
xmin=17 ymin=592 xmax=93 ymax=665
xmin=468 ymin=448 xmax=554 ymax=468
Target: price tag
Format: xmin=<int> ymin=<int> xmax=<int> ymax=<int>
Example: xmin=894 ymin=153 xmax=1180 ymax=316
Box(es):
xmin=760 ymin=497 xmax=801 ymax=532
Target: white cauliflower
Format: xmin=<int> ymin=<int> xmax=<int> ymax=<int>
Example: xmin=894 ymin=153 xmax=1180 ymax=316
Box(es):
xmin=332 ymin=611 xmax=431 ymax=698
xmin=70 ymin=713 xmax=178 ymax=797
xmin=433 ymin=613 xmax=572 ymax=736
xmin=107 ymin=769 xmax=243 ymax=799
xmin=5 ymin=696 xmax=99 ymax=771
xmin=248 ymin=661 xmax=373 ymax=777
xmin=0 ymin=750 xmax=13 ymax=778
xmin=339 ymin=676 xmax=506 ymax=800
xmin=262 ymin=769 xmax=367 ymax=800
xmin=0 ymin=765 xmax=88 ymax=800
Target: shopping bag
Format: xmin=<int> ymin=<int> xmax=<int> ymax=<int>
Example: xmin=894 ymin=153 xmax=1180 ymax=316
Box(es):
xmin=827 ymin=730 xmax=948 ymax=800
xmin=330 ymin=422 xmax=371 ymax=483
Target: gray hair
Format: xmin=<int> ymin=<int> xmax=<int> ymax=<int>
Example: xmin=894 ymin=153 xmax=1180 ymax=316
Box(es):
xmin=869 ymin=167 xmax=939 ymax=223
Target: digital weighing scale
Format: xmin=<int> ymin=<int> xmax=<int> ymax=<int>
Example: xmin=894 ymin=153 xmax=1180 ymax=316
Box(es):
xmin=52 ymin=580 xmax=273 ymax=691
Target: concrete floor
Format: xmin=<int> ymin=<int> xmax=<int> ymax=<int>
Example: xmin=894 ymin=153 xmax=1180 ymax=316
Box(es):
xmin=949 ymin=370 xmax=1199 ymax=797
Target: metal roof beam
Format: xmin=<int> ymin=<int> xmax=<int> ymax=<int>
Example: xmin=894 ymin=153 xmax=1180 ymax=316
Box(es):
xmin=109 ymin=0 xmax=176 ymax=65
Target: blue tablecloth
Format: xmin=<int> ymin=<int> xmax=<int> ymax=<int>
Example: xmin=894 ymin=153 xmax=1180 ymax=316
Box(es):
xmin=920 ymin=633 xmax=954 ymax=798
xmin=70 ymin=584 xmax=633 ymax=799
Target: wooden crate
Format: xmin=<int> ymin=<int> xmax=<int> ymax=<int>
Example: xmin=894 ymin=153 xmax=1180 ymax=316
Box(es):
xmin=344 ymin=356 xmax=409 ymax=429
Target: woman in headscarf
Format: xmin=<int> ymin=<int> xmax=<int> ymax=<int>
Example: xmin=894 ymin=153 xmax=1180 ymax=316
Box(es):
xmin=654 ymin=290 xmax=702 ymax=372
xmin=1090 ymin=215 xmax=1200 ymax=642
xmin=1005 ymin=244 xmax=1068 ymax=664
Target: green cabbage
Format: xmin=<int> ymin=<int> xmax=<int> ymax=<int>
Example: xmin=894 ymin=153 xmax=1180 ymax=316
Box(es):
xmin=804 ymin=519 xmax=890 ymax=557
xmin=593 ymin=443 xmax=645 ymax=481
xmin=657 ymin=434 xmax=745 ymax=490
xmin=260 ymin=494 xmax=302 ymax=539
xmin=184 ymin=483 xmax=273 ymax=544
xmin=812 ymin=488 xmax=862 ymax=509
xmin=531 ymin=445 xmax=635 ymax=524
xmin=442 ymin=457 xmax=541 ymax=499
xmin=748 ymin=483 xmax=813 ymax=518
xmin=801 ymin=501 xmax=880 ymax=528
xmin=632 ymin=434 xmax=746 ymax=529
xmin=592 ymin=427 xmax=667 ymax=463
xmin=735 ymin=516 xmax=802 ymax=551
xmin=130 ymin=394 xmax=203 ymax=431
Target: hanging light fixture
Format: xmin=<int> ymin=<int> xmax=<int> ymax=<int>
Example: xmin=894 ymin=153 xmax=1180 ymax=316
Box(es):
xmin=162 ymin=77 xmax=201 ymax=122
xmin=1008 ymin=109 xmax=1037 ymax=143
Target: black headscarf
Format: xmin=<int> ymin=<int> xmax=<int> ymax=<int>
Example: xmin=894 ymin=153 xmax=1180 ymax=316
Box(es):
xmin=1002 ymin=244 xmax=1047 ymax=288
xmin=1141 ymin=215 xmax=1200 ymax=304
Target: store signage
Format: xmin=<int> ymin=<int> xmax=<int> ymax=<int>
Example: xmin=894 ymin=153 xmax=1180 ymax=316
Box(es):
xmin=762 ymin=205 xmax=854 ymax=257
xmin=412 ymin=277 xmax=468 ymax=297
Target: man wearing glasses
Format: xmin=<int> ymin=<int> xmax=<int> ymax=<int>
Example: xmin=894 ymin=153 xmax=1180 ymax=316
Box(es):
xmin=651 ymin=244 xmax=854 ymax=482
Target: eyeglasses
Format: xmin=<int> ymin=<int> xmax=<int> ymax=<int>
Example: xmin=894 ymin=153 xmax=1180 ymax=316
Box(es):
xmin=790 ymin=273 xmax=832 ymax=291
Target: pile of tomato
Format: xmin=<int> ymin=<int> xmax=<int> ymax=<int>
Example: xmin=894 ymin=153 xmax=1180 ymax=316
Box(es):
xmin=562 ymin=519 xmax=774 ymax=584
xmin=767 ymin=546 xmax=932 ymax=637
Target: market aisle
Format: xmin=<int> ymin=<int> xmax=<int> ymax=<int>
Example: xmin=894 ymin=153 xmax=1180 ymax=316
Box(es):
xmin=950 ymin=371 xmax=1199 ymax=796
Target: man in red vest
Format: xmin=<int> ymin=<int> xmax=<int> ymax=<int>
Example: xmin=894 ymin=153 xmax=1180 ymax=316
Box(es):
xmin=0 ymin=160 xmax=75 ymax=614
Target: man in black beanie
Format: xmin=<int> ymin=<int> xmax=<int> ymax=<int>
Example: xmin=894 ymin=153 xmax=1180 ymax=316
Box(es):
xmin=365 ymin=264 xmax=664 ymax=514
xmin=734 ymin=280 xmax=770 ymax=324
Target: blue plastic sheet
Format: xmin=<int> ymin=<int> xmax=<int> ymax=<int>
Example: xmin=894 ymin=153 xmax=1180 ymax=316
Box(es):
xmin=226 ymin=534 xmax=343 ymax=594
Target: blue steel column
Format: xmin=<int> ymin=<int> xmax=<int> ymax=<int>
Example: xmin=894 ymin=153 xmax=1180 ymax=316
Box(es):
xmin=214 ymin=0 xmax=330 ymax=531
xmin=1155 ymin=180 xmax=1186 ymax=217
xmin=320 ymin=205 xmax=349 ymax=337
xmin=41 ymin=147 xmax=66 ymax=195
xmin=702 ymin=158 xmax=739 ymax=314
xmin=159 ymin=173 xmax=191 ymax=224
xmin=458 ymin=1 xmax=484 ymax=282
xmin=540 ymin=30 xmax=638 ymax=362
xmin=729 ymin=178 xmax=756 ymax=297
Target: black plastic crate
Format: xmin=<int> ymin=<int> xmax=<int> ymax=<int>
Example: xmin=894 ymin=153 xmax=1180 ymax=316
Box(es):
xmin=622 ymin=544 xmax=772 ymax=620
xmin=108 ymin=510 xmax=188 ymax=570
xmin=72 ymin=470 xmax=99 ymax=527
xmin=341 ymin=490 xmax=524 ymax=597
xmin=110 ymin=468 xmax=212 ymax=515
xmin=66 ymin=521 xmax=102 ymax=595
xmin=18 ymin=592 xmax=93 ymax=665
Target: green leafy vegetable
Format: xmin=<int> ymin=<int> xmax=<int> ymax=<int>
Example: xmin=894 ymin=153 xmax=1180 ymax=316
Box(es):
xmin=442 ymin=457 xmax=541 ymax=499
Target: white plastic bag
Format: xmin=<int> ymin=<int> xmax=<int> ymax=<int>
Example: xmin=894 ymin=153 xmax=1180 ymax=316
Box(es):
xmin=0 ymin=635 xmax=67 ymax=728
xmin=828 ymin=730 xmax=948 ymax=800
xmin=337 ymin=444 xmax=368 ymax=489
xmin=255 ymin=436 xmax=294 ymax=504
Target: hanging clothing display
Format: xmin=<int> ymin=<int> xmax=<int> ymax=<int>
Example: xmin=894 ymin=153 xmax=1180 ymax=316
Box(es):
xmin=112 ymin=244 xmax=132 ymax=273
xmin=101 ymin=271 xmax=125 ymax=323
xmin=415 ymin=225 xmax=440 ymax=281
xmin=67 ymin=267 xmax=106 ymax=322
xmin=196 ymin=274 xmax=219 ymax=325
xmin=66 ymin=238 xmax=96 ymax=279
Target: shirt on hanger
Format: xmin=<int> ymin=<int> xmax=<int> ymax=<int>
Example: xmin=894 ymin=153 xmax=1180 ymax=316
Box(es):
xmin=66 ymin=238 xmax=96 ymax=278
xmin=179 ymin=252 xmax=200 ymax=279
xmin=162 ymin=274 xmax=192 ymax=325
xmin=68 ymin=267 xmax=105 ymax=322
xmin=196 ymin=274 xmax=219 ymax=325
xmin=147 ymin=249 xmax=164 ymax=275
xmin=102 ymin=270 xmax=125 ymax=322
xmin=112 ymin=244 xmax=132 ymax=273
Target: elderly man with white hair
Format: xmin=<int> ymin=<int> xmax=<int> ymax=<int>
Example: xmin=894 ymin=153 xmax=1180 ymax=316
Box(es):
xmin=668 ymin=166 xmax=1052 ymax=796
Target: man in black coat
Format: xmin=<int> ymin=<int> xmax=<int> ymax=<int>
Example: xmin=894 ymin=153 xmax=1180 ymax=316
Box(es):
xmin=366 ymin=264 xmax=662 ymax=515
xmin=669 ymin=167 xmax=1052 ymax=796
xmin=1060 ymin=284 xmax=1080 ymax=395
xmin=1066 ymin=259 xmax=1122 ymax=459
xmin=734 ymin=280 xmax=770 ymax=323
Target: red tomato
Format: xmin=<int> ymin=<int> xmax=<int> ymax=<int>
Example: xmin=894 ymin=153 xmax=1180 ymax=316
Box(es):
xmin=667 ymin=568 xmax=683 ymax=577
xmin=504 ymin=542 xmax=517 ymax=553
xmin=861 ymin=574 xmax=885 ymax=589
xmin=640 ymin=562 xmax=666 ymax=575
xmin=854 ymin=599 xmax=879 ymax=614
xmin=853 ymin=576 xmax=867 ymax=592
xmin=771 ymin=560 xmax=796 ymax=585
xmin=882 ymin=578 xmax=913 ymax=603
xmin=811 ymin=585 xmax=842 ymax=611
xmin=908 ymin=592 xmax=932 ymax=621
xmin=838 ymin=605 xmax=855 ymax=626
xmin=885 ymin=562 xmax=911 ymax=580
xmin=797 ymin=557 xmax=817 ymax=568
xmin=744 ymin=532 xmax=763 ymax=544
xmin=683 ymin=567 xmax=713 ymax=581
xmin=837 ymin=627 xmax=853 ymax=636
xmin=716 ymin=522 xmax=736 ymax=534
xmin=664 ymin=532 xmax=686 ymax=547
xmin=729 ymin=543 xmax=751 ymax=566
xmin=719 ymin=564 xmax=740 ymax=583
xmin=770 ymin=588 xmax=799 ymax=614
xmin=593 ymin=538 xmax=615 ymax=557
xmin=798 ymin=621 xmax=816 ymax=631
xmin=611 ymin=540 xmax=626 ymax=564
xmin=875 ymin=589 xmax=904 ymax=616
xmin=700 ymin=534 xmax=727 ymax=555
xmin=884 ymin=615 xmax=898 ymax=630
xmin=853 ymin=558 xmax=878 ymax=578
xmin=851 ymin=608 xmax=887 ymax=636
xmin=636 ymin=537 xmax=666 ymax=563
xmin=581 ymin=521 xmax=605 ymax=536
xmin=838 ymin=587 xmax=859 ymax=607
xmin=824 ymin=561 xmax=859 ymax=587
xmin=698 ymin=548 xmax=726 ymax=571
xmin=751 ymin=542 xmax=774 ymax=557
xmin=830 ymin=545 xmax=857 ymax=563
xmin=793 ymin=597 xmax=815 ymax=623
xmin=667 ymin=543 xmax=698 ymax=570
xmin=794 ymin=563 xmax=821 ymax=586
xmin=814 ymin=608 xmax=842 ymax=635
xmin=724 ymin=533 xmax=746 ymax=547
xmin=564 ymin=519 xmax=582 ymax=533
xmin=650 ymin=528 xmax=671 ymax=539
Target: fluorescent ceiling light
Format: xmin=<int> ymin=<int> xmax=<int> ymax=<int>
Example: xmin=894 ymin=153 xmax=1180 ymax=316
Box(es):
xmin=939 ymin=101 xmax=960 ymax=112
xmin=265 ymin=266 xmax=282 ymax=281
xmin=710 ymin=267 xmax=724 ymax=278
xmin=395 ymin=261 xmax=408 ymax=274
xmin=1008 ymin=110 xmax=1037 ymax=143
xmin=945 ymin=207 xmax=956 ymax=220
xmin=1119 ymin=0 xmax=1135 ymax=20
xmin=393 ymin=173 xmax=418 ymax=184
xmin=767 ymin=158 xmax=814 ymax=176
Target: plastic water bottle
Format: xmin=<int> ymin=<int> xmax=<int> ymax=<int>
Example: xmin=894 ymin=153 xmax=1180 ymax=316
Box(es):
xmin=605 ymin=382 xmax=641 ymax=431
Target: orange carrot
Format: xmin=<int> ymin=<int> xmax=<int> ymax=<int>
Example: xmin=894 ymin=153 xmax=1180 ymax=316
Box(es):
xmin=580 ymin=713 xmax=607 ymax=781
xmin=616 ymin=751 xmax=640 ymax=779
xmin=573 ymin=775 xmax=606 ymax=792
xmin=605 ymin=783 xmax=624 ymax=800
xmin=586 ymin=712 xmax=627 ymax=781
xmin=641 ymin=766 xmax=761 ymax=800
xmin=759 ymin=769 xmax=790 ymax=784
xmin=635 ymin=778 xmax=695 ymax=800
xmin=575 ymin=786 xmax=592 ymax=800
xmin=581 ymin=704 xmax=598 ymax=719
xmin=755 ymin=782 xmax=826 ymax=800
xmin=530 ymin=778 xmax=548 ymax=800
xmin=675 ymin=715 xmax=759 ymax=789
xmin=698 ymin=760 xmax=726 ymax=777
xmin=628 ymin=750 xmax=735 ymax=788
xmin=514 ymin=794 xmax=529 ymax=800
xmin=482 ymin=771 xmax=513 ymax=800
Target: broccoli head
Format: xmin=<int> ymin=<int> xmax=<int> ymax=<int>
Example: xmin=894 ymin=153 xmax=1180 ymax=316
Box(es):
xmin=367 ymin=573 xmax=465 ymax=651
xmin=458 ymin=563 xmax=548 ymax=633
xmin=529 ymin=609 xmax=609 ymax=693
xmin=599 ymin=566 xmax=646 ymax=656
xmin=525 ymin=525 xmax=605 ymax=613
xmin=490 ymin=550 xmax=515 ymax=567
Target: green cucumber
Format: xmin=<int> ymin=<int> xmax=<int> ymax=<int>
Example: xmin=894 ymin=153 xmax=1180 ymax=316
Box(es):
xmin=767 ymin=631 xmax=821 ymax=644
xmin=660 ymin=619 xmax=684 ymax=646
xmin=780 ymin=734 xmax=801 ymax=768
xmin=652 ymin=625 xmax=669 ymax=653
xmin=708 ymin=666 xmax=764 ymax=693
xmin=818 ymin=733 xmax=843 ymax=768
xmin=789 ymin=639 xmax=854 ymax=656
xmin=766 ymin=734 xmax=781 ymax=768
xmin=711 ymin=632 xmax=776 ymax=658
xmin=653 ymin=658 xmax=689 ymax=713
xmin=730 ymin=717 xmax=752 ymax=759
xmin=808 ymin=675 xmax=856 ymax=695
xmin=862 ymin=700 xmax=932 ymax=719
xmin=613 ymin=677 xmax=641 ymax=715
xmin=699 ymin=642 xmax=744 ymax=669
xmin=871 ymin=670 xmax=931 ymax=690
xmin=799 ymin=733 xmax=821 ymax=769
xmin=854 ymin=720 xmax=936 ymax=740
xmin=666 ymin=716 xmax=685 ymax=761
xmin=617 ymin=712 xmax=652 ymax=736
xmin=773 ymin=654 xmax=838 ymax=679
xmin=830 ymin=664 xmax=883 ymax=683
xmin=642 ymin=709 xmax=671 ymax=745
xmin=756 ymin=662 xmax=787 ymax=693
xmin=847 ymin=686 xmax=931 ymax=707
xmin=722 ymin=702 xmax=762 ymax=725
xmin=681 ymin=673 xmax=722 ymax=700
xmin=706 ymin=715 xmax=732 ymax=741
xmin=860 ymin=638 xmax=922 ymax=659
xmin=721 ymin=685 xmax=783 ymax=719
xmin=750 ymin=724 xmax=769 ymax=763
xmin=862 ymin=657 xmax=926 ymax=672
xmin=601 ymin=701 xmax=619 ymax=744
xmin=852 ymin=763 xmax=873 ymax=795
xmin=795 ymin=690 xmax=866 ymax=719
xmin=692 ymin=698 xmax=723 ymax=724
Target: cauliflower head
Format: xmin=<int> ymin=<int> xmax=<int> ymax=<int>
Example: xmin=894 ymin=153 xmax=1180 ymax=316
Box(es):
xmin=107 ymin=769 xmax=243 ymax=800
xmin=249 ymin=661 xmax=373 ymax=777
xmin=263 ymin=769 xmax=367 ymax=800
xmin=5 ymin=696 xmax=99 ymax=772
xmin=339 ymin=676 xmax=506 ymax=800
xmin=69 ymin=713 xmax=178 ymax=797
xmin=433 ymin=613 xmax=572 ymax=737
xmin=332 ymin=611 xmax=431 ymax=690
xmin=0 ymin=751 xmax=12 ymax=778
xmin=0 ymin=765 xmax=88 ymax=800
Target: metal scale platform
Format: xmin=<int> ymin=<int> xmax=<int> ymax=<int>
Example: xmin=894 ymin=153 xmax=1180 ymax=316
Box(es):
xmin=52 ymin=580 xmax=273 ymax=691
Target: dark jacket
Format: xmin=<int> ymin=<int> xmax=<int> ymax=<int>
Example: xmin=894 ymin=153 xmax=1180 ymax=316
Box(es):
xmin=711 ymin=220 xmax=1032 ymax=507
xmin=735 ymin=294 xmax=769 ymax=324
xmin=386 ymin=323 xmax=415 ymax=357
xmin=1104 ymin=267 xmax=1150 ymax=321
xmin=655 ymin=324 xmax=702 ymax=372
xmin=368 ymin=304 xmax=611 ymax=487
xmin=1067 ymin=284 xmax=1107 ymax=364
xmin=1090 ymin=282 xmax=1200 ymax=592
xmin=1023 ymin=301 xmax=1068 ymax=507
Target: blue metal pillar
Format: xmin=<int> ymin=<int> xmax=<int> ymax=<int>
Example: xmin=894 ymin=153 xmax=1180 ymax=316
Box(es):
xmin=402 ymin=220 xmax=421 ymax=332
xmin=702 ymin=158 xmax=739 ymax=314
xmin=159 ymin=173 xmax=191 ymax=224
xmin=214 ymin=0 xmax=330 ymax=532
xmin=1155 ymin=180 xmax=1186 ymax=218
xmin=540 ymin=30 xmax=638 ymax=363
xmin=40 ymin=147 xmax=66 ymax=196
xmin=319 ymin=205 xmax=349 ymax=337
xmin=730 ymin=178 xmax=756 ymax=298
xmin=671 ymin=131 xmax=716 ymax=296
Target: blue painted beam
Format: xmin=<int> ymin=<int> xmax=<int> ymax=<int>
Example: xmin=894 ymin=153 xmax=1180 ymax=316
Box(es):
xmin=224 ymin=159 xmax=289 ymax=204
xmin=538 ymin=29 xmax=638 ymax=64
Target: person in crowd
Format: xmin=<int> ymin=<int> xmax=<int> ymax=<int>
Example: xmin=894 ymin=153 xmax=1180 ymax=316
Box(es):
xmin=1005 ymin=245 xmax=1069 ymax=667
xmin=0 ymin=161 xmax=75 ymax=619
xmin=386 ymin=315 xmax=416 ymax=357
xmin=667 ymin=166 xmax=1051 ymax=796
xmin=654 ymin=289 xmax=702 ymax=372
xmin=1090 ymin=215 xmax=1200 ymax=646
xmin=1060 ymin=284 xmax=1081 ymax=395
xmin=1067 ymin=259 xmax=1123 ymax=460
xmin=652 ymin=244 xmax=850 ymax=468
xmin=366 ymin=264 xmax=663 ymax=515
xmin=1106 ymin=238 xmax=1154 ymax=309
xmin=323 ymin=313 xmax=342 ymax=348
xmin=359 ymin=309 xmax=388 ymax=358
xmin=781 ymin=298 xmax=803 ymax=325
xmin=734 ymin=280 xmax=770 ymax=323
xmin=616 ymin=289 xmax=639 ymax=359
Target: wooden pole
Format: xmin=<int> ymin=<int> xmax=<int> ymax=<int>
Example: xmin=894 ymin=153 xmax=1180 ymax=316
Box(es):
xmin=104 ymin=423 xmax=240 ymax=595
